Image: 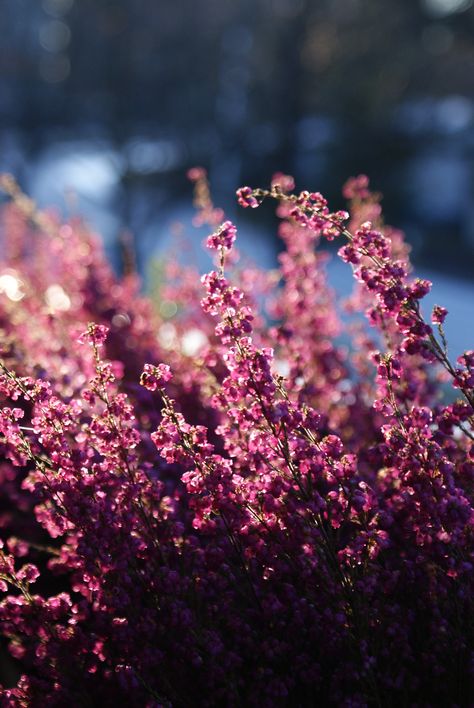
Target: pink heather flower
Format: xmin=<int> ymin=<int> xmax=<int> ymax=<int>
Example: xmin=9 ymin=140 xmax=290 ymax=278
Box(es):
xmin=410 ymin=278 xmax=432 ymax=299
xmin=77 ymin=323 xmax=109 ymax=347
xmin=459 ymin=350 xmax=474 ymax=368
xmin=236 ymin=186 xmax=259 ymax=208
xmin=140 ymin=363 xmax=172 ymax=391
xmin=206 ymin=221 xmax=237 ymax=251
xmin=16 ymin=564 xmax=40 ymax=584
xmin=7 ymin=538 xmax=29 ymax=557
xmin=432 ymin=305 xmax=448 ymax=325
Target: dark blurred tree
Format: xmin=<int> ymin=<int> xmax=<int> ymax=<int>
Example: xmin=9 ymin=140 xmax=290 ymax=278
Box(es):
xmin=0 ymin=0 xmax=473 ymax=273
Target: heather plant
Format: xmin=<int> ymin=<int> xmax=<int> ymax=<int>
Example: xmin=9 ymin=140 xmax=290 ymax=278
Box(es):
xmin=0 ymin=170 xmax=471 ymax=707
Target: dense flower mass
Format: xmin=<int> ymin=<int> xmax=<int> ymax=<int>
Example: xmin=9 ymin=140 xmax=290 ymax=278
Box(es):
xmin=0 ymin=170 xmax=472 ymax=707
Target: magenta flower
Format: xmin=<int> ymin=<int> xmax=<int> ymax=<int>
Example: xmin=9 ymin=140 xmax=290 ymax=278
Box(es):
xmin=140 ymin=362 xmax=172 ymax=391
xmin=205 ymin=220 xmax=237 ymax=251
xmin=77 ymin=322 xmax=109 ymax=347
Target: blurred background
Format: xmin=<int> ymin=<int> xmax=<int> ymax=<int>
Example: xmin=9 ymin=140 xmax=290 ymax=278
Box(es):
xmin=0 ymin=0 xmax=473 ymax=348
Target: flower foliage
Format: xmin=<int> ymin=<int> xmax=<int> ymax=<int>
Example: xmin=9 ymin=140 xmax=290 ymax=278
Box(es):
xmin=0 ymin=171 xmax=472 ymax=706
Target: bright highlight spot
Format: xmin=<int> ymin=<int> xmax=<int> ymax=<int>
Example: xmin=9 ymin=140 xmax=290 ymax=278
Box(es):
xmin=274 ymin=358 xmax=290 ymax=377
xmin=45 ymin=284 xmax=71 ymax=311
xmin=423 ymin=0 xmax=473 ymax=15
xmin=0 ymin=273 xmax=24 ymax=301
xmin=181 ymin=328 xmax=208 ymax=357
xmin=158 ymin=323 xmax=177 ymax=350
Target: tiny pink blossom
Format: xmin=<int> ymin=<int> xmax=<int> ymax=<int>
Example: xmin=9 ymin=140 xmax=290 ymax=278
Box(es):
xmin=236 ymin=186 xmax=259 ymax=208
xmin=16 ymin=564 xmax=40 ymax=584
xmin=77 ymin=323 xmax=109 ymax=347
xmin=206 ymin=221 xmax=237 ymax=251
xmin=431 ymin=305 xmax=448 ymax=325
xmin=140 ymin=363 xmax=172 ymax=391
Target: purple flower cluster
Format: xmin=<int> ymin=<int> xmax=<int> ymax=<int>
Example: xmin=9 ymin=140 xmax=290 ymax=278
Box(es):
xmin=140 ymin=363 xmax=173 ymax=391
xmin=205 ymin=221 xmax=237 ymax=252
xmin=0 ymin=172 xmax=471 ymax=707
